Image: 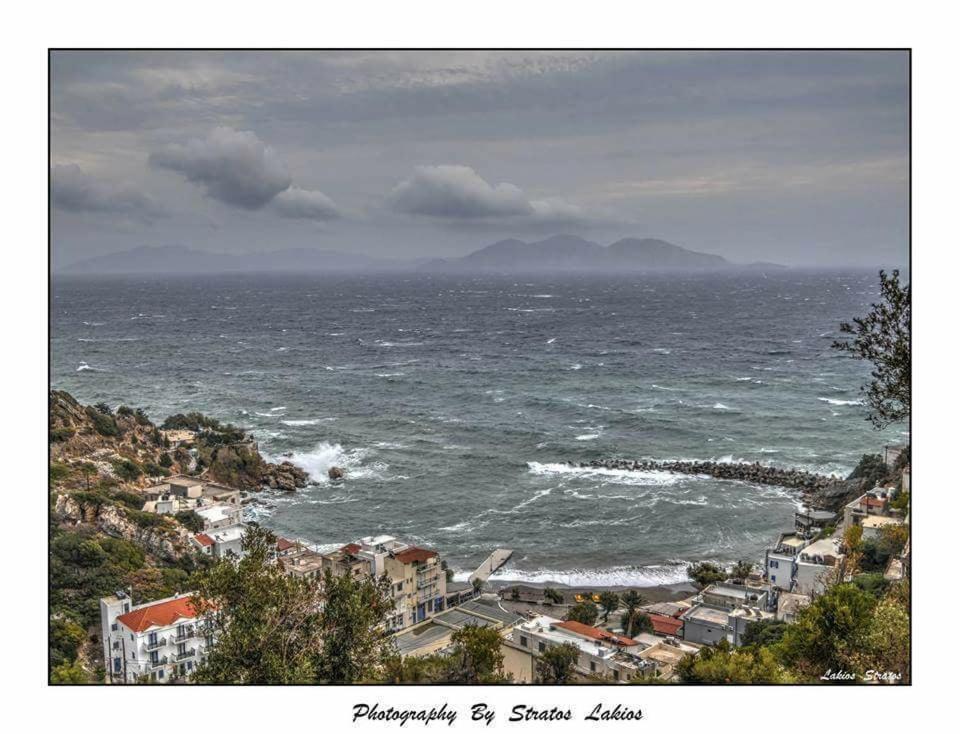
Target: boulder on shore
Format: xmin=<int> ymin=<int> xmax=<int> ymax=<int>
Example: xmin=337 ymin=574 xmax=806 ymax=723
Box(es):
xmin=263 ymin=460 xmax=310 ymax=491
xmin=328 ymin=466 xmax=345 ymax=480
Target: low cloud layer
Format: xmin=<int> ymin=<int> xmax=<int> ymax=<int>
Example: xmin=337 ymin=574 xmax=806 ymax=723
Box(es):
xmin=388 ymin=165 xmax=595 ymax=228
xmin=51 ymin=164 xmax=165 ymax=223
xmin=272 ymin=186 xmax=342 ymax=221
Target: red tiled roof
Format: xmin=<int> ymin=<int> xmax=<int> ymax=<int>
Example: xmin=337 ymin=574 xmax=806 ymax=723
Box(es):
xmin=116 ymin=597 xmax=198 ymax=633
xmin=553 ymin=620 xmax=638 ymax=647
xmin=193 ymin=533 xmax=214 ymax=547
xmin=276 ymin=538 xmax=297 ymax=551
xmin=341 ymin=543 xmax=361 ymax=555
xmin=393 ymin=546 xmax=438 ymax=564
xmin=648 ymin=614 xmax=684 ymax=636
xmin=863 ymin=497 xmax=887 ymax=508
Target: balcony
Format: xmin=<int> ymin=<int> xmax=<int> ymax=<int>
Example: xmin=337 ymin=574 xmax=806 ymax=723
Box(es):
xmin=149 ymin=656 xmax=168 ymax=669
xmin=174 ymin=625 xmax=196 ymax=641
xmin=145 ymin=636 xmax=167 ymax=650
xmin=176 ymin=649 xmax=197 ymax=661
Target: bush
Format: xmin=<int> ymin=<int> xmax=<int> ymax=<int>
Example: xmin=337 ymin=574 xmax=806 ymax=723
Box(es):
xmin=853 ymin=573 xmax=891 ymax=599
xmin=111 ymin=458 xmax=143 ymax=482
xmin=543 ymin=587 xmax=564 ymax=604
xmin=688 ymin=561 xmax=727 ymax=587
xmin=50 ymin=616 xmax=87 ymax=667
xmin=50 ymin=427 xmax=75 ymax=442
xmin=175 ymin=510 xmax=204 ymax=533
xmin=847 ymin=453 xmax=888 ymax=487
xmin=50 ymin=462 xmax=71 ymax=483
xmin=111 ymin=489 xmax=145 ymax=510
xmin=159 ymin=453 xmax=174 ymax=468
xmin=126 ymin=509 xmax=166 ymax=530
xmin=741 ymin=619 xmax=789 ymax=647
xmin=85 ymin=407 xmax=119 ymax=437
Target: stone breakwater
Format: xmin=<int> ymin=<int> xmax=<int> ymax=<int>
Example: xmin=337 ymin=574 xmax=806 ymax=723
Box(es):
xmin=575 ymin=458 xmax=836 ymax=492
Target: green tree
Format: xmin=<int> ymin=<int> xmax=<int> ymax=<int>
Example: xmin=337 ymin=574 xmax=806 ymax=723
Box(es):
xmin=775 ymin=583 xmax=877 ymax=680
xmin=191 ymin=526 xmax=324 ymax=683
xmin=77 ymin=462 xmax=98 ymax=490
xmin=50 ymin=661 xmax=91 ymax=684
xmin=598 ymin=591 xmax=620 ymax=621
xmin=314 ymin=568 xmax=397 ymax=683
xmin=729 ymin=560 xmax=754 ymax=581
xmin=832 ymin=269 xmax=910 ymax=429
xmin=677 ymin=639 xmax=791 ymax=683
xmin=536 ymin=642 xmax=580 ymax=683
xmin=621 ymin=610 xmax=654 ymax=637
xmin=847 ymin=453 xmax=889 ymax=486
xmin=543 ymin=587 xmax=563 ymax=604
xmin=444 ymin=624 xmax=507 ymax=683
xmin=741 ymin=619 xmax=789 ymax=647
xmin=565 ymin=601 xmax=598 ymax=626
xmin=688 ymin=562 xmax=726 ymax=587
xmin=50 ymin=616 xmax=87 ymax=668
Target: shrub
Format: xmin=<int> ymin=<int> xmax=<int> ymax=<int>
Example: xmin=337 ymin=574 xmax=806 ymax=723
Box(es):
xmin=126 ymin=509 xmax=166 ymax=530
xmin=847 ymin=453 xmax=888 ymax=487
xmin=50 ymin=462 xmax=71 ymax=484
xmin=111 ymin=458 xmax=143 ymax=482
xmin=50 ymin=427 xmax=75 ymax=442
xmin=175 ymin=510 xmax=204 ymax=533
xmin=158 ymin=453 xmax=174 ymax=468
xmin=85 ymin=407 xmax=118 ymax=437
xmin=853 ymin=572 xmax=891 ymax=599
xmin=688 ymin=561 xmax=727 ymax=587
xmin=543 ymin=587 xmax=564 ymax=604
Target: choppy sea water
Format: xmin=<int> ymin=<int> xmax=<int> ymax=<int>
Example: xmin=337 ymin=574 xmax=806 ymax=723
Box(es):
xmin=51 ymin=270 xmax=902 ymax=585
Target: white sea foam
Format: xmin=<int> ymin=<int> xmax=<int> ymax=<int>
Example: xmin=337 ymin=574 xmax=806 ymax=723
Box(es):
xmin=818 ymin=397 xmax=863 ymax=406
xmin=575 ymin=433 xmax=600 ymax=441
xmin=527 ymin=462 xmax=680 ymax=486
xmin=546 ymin=338 xmax=556 ymax=344
xmin=276 ymin=441 xmax=389 ymax=483
xmin=569 ymin=363 xmax=583 ymax=370
xmin=713 ymin=402 xmax=732 ymax=410
xmin=452 ymin=564 xmax=691 ymax=587
xmin=280 ymin=419 xmax=321 ymax=426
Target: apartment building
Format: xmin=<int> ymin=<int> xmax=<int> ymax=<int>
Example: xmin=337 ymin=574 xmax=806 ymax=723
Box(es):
xmin=100 ymin=592 xmax=213 ymax=683
xmin=502 ymin=615 xmax=652 ymax=683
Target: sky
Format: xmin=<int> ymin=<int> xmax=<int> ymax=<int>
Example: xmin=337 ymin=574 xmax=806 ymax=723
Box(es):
xmin=50 ymin=50 xmax=909 ymax=268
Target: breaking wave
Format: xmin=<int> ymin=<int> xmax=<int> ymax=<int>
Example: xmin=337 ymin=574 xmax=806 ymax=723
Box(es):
xmin=452 ymin=564 xmax=691 ymax=588
xmin=527 ymin=462 xmax=680 ymax=486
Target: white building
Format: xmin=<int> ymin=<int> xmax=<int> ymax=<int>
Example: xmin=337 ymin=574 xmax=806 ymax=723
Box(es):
xmin=764 ymin=532 xmax=809 ymax=591
xmin=503 ymin=615 xmax=651 ymax=682
xmin=100 ymin=592 xmax=214 ymax=683
xmin=192 ymin=523 xmax=247 ymax=559
xmin=794 ymin=537 xmax=845 ymax=596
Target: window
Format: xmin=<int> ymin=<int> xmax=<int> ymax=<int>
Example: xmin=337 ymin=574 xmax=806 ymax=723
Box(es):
xmin=520 ymin=635 xmax=528 ymax=648
xmin=187 ymin=661 xmax=193 ymax=671
xmin=538 ymin=642 xmax=546 ymax=653
xmin=613 ymin=670 xmax=620 ymax=681
xmin=113 ymin=658 xmax=122 ymax=673
xmin=158 ymin=670 xmax=164 ymax=679
xmin=771 ymin=575 xmax=776 ymax=583
xmin=770 ymin=560 xmax=779 ymax=569
xmin=111 ymin=623 xmax=118 ymax=632
xmin=590 ymin=661 xmax=596 ymax=672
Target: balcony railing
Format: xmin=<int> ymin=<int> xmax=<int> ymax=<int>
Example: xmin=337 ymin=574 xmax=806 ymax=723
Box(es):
xmin=174 ymin=626 xmax=196 ymax=641
xmin=149 ymin=656 xmax=168 ymax=669
xmin=145 ymin=637 xmax=167 ymax=650
xmin=176 ymin=649 xmax=197 ymax=661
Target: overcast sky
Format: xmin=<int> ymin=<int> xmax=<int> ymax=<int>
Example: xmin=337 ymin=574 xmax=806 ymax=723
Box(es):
xmin=51 ymin=50 xmax=908 ymax=268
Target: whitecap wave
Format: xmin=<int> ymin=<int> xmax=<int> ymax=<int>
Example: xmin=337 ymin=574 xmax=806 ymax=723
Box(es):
xmin=274 ymin=441 xmax=388 ymax=483
xmin=575 ymin=433 xmax=600 ymax=441
xmin=280 ymin=419 xmax=321 ymax=426
xmin=818 ymin=397 xmax=863 ymax=406
xmin=452 ymin=564 xmax=691 ymax=588
xmin=527 ymin=462 xmax=680 ymax=486
xmin=713 ymin=402 xmax=732 ymax=410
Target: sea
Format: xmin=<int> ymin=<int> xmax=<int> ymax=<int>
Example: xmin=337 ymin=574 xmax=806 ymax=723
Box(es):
xmin=51 ymin=269 xmax=903 ymax=586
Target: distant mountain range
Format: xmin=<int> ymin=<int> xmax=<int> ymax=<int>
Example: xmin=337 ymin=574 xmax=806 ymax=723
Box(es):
xmin=57 ymin=236 xmax=782 ymax=275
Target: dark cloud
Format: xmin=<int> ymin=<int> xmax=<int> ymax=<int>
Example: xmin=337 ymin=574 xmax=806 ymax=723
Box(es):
xmin=51 ymin=163 xmax=165 ymax=223
xmin=272 ymin=186 xmax=342 ymax=221
xmin=149 ymin=126 xmax=293 ymax=210
xmin=51 ymin=51 xmax=909 ymax=266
